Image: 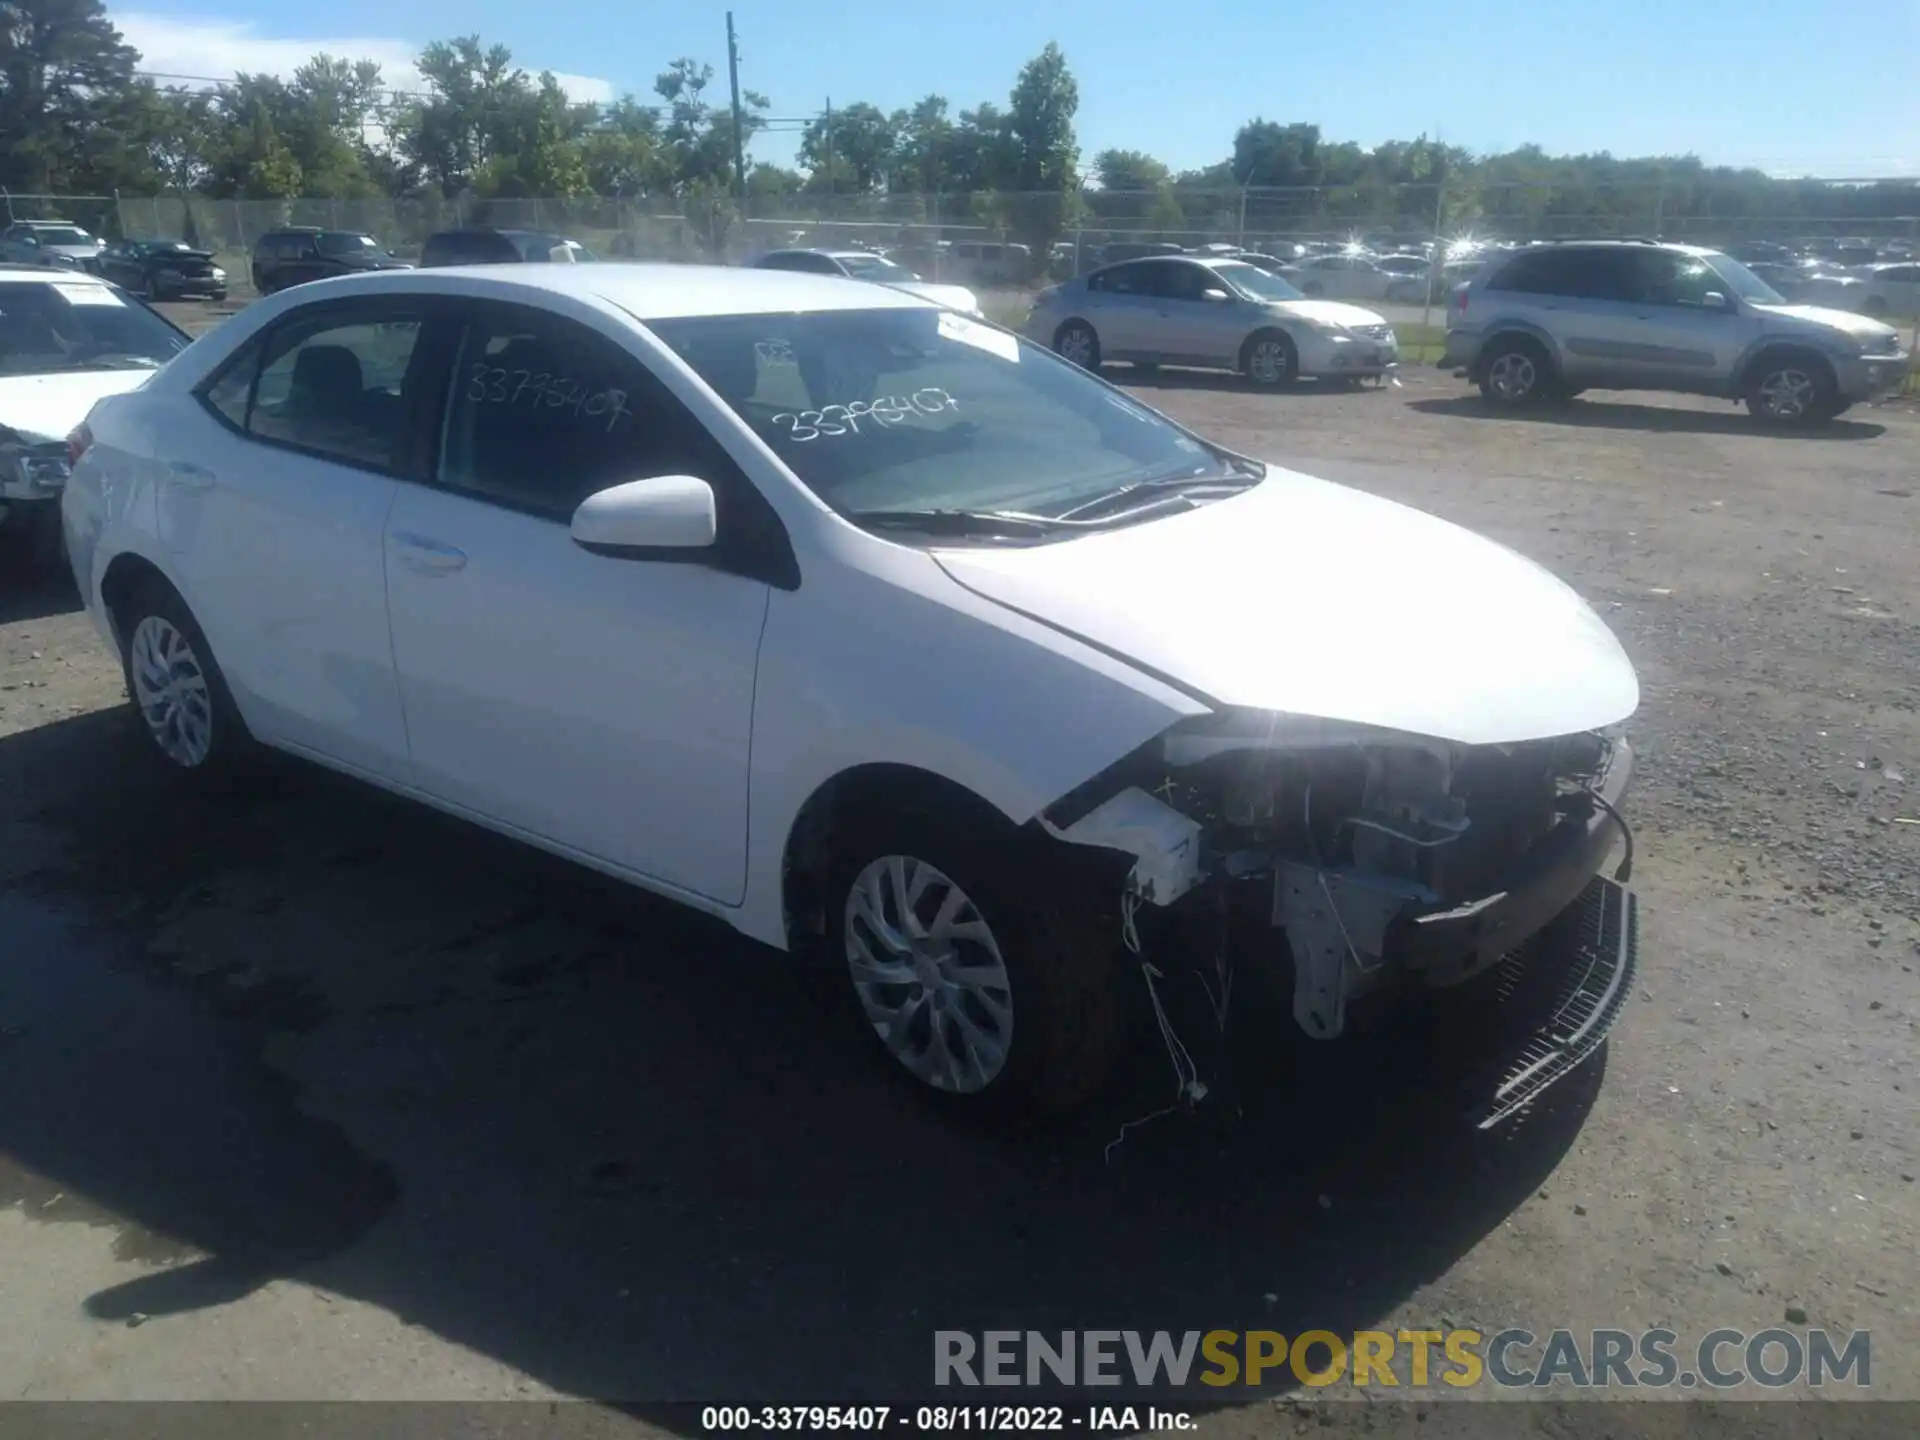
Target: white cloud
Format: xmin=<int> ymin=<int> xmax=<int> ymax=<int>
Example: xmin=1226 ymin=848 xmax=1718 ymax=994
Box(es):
xmin=112 ymin=13 xmax=616 ymax=105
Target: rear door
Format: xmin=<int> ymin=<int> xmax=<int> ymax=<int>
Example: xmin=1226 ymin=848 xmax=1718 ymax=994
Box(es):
xmin=147 ymin=298 xmax=429 ymax=779
xmin=1080 ymin=262 xmax=1158 ymax=357
xmin=1137 ymin=260 xmax=1236 ymax=363
xmin=1485 ymin=248 xmax=1644 ymax=386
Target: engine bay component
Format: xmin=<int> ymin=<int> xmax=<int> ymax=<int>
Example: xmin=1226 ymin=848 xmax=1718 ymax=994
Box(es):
xmin=1050 ymin=785 xmax=1205 ymax=906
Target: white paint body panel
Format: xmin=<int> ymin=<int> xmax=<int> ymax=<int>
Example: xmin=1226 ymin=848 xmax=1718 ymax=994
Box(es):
xmin=0 ymin=370 xmax=154 ymax=443
xmin=62 ymin=263 xmax=1640 ymax=953
xmin=932 ymin=465 xmax=1640 ymax=747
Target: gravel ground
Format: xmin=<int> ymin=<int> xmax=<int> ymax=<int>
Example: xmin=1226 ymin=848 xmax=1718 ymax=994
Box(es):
xmin=0 ymin=302 xmax=1915 ymax=1435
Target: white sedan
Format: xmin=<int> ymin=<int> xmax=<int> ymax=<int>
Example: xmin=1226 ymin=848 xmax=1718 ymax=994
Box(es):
xmin=63 ymin=263 xmax=1643 ymax=1119
xmin=1289 ymin=253 xmax=1400 ymax=301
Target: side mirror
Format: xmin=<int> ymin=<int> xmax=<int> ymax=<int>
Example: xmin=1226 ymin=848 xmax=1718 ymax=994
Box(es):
xmin=572 ymin=475 xmax=717 ymax=556
xmin=1202 ymin=287 xmax=1232 ymax=302
xmin=1701 ymin=291 xmax=1731 ymax=311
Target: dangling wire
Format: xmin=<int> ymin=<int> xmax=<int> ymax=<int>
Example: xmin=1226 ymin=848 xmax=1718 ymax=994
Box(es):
xmin=1105 ymin=887 xmax=1209 ymax=1166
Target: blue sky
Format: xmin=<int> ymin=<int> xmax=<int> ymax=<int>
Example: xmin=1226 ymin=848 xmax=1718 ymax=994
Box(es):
xmin=113 ymin=1 xmax=1920 ymax=177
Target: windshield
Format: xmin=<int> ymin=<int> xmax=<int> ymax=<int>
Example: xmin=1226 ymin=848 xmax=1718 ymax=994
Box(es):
xmin=839 ymin=253 xmax=920 ymax=282
xmin=29 ymin=227 xmax=93 ymax=246
xmin=1213 ymin=261 xmax=1304 ymax=302
xmin=317 ymin=232 xmax=382 ymax=257
xmin=0 ymin=281 xmax=190 ymax=375
xmin=1703 ymin=252 xmax=1786 ymax=306
xmin=649 ymin=307 xmax=1241 ymax=525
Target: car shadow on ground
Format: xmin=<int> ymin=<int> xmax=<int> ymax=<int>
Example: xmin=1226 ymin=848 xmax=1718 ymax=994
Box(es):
xmin=1406 ymin=394 xmax=1888 ymax=439
xmin=0 ymin=707 xmax=1600 ymax=1419
xmin=1111 ymin=366 xmax=1394 ymax=397
xmin=0 ymin=560 xmax=82 ymax=626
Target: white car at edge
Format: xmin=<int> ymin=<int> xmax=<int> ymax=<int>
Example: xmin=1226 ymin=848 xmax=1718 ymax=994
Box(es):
xmin=62 ymin=263 xmax=1643 ymax=1119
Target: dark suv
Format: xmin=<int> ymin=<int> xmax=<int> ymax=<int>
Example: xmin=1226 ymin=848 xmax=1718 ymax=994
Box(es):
xmin=418 ymin=228 xmax=595 ymax=267
xmin=250 ymin=228 xmax=410 ymax=294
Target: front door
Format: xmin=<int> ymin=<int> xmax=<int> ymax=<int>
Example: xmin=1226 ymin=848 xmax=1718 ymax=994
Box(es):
xmin=382 ymin=301 xmax=769 ymax=904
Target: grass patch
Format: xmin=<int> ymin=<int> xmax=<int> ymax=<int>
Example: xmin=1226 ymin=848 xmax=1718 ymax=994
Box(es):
xmin=1393 ymin=321 xmax=1446 ymax=364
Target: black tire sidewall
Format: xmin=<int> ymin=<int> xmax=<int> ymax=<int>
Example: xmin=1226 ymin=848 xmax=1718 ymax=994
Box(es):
xmin=117 ymin=580 xmax=252 ymax=784
xmin=823 ymin=810 xmax=1124 ymax=1121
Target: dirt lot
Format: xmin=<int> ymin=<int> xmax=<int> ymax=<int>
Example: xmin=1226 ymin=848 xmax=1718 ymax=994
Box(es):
xmin=1 ymin=301 xmax=1916 ymax=1434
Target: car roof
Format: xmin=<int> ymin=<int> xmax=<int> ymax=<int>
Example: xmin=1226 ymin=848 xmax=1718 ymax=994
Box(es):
xmin=263 ymin=261 xmax=934 ymax=320
xmin=14 ymin=219 xmax=83 ymax=227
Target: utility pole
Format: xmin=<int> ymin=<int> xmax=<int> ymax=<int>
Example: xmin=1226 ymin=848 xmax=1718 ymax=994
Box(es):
xmin=725 ymin=12 xmax=747 ymax=203
xmin=825 ymin=97 xmax=835 ymax=198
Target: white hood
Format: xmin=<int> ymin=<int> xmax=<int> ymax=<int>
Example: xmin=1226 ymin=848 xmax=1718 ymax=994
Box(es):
xmin=1272 ymin=298 xmax=1388 ymax=328
xmin=0 ymin=370 xmax=155 ymax=443
xmin=932 ymin=466 xmax=1640 ymax=746
xmin=889 ymin=280 xmax=983 ymax=315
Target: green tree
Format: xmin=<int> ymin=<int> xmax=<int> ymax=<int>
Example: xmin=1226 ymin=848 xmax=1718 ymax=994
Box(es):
xmin=888 ymin=95 xmax=953 ymax=193
xmin=1003 ymin=42 xmax=1079 ymax=266
xmin=654 ymin=57 xmax=768 ymax=193
xmin=799 ymin=102 xmax=896 ymax=193
xmin=1093 ymin=149 xmax=1168 ymax=192
xmin=0 ymin=0 xmax=142 ymax=191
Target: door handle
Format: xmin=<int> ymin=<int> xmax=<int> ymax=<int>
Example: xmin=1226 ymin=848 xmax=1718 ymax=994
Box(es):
xmin=166 ymin=460 xmax=216 ymax=490
xmin=391 ymin=533 xmax=468 ymax=574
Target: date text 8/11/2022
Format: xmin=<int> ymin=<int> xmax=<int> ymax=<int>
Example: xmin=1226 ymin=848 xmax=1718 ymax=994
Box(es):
xmin=698 ymin=1405 xmax=1196 ymax=1432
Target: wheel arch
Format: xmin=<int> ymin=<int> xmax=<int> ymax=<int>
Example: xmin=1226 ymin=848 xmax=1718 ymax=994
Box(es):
xmin=99 ymin=550 xmax=177 ymax=652
xmin=1468 ymin=322 xmax=1562 ymax=382
xmin=779 ymin=762 xmax=1029 ymax=954
xmin=1732 ymin=340 xmax=1839 ymax=394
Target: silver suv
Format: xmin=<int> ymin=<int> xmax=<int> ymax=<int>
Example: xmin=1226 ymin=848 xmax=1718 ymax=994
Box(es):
xmin=1441 ymin=241 xmax=1912 ymax=424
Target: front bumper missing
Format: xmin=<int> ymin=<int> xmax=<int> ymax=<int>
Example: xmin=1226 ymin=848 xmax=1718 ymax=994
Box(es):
xmin=1276 ymin=738 xmax=1633 ymax=1041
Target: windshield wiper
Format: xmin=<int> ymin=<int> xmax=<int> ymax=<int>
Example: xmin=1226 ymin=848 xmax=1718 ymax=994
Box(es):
xmin=851 ymin=507 xmax=1068 ymax=538
xmin=1053 ymin=467 xmax=1263 ymax=522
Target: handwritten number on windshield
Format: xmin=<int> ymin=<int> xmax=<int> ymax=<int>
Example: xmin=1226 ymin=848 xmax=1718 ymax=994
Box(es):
xmin=773 ymin=388 xmax=958 ymax=443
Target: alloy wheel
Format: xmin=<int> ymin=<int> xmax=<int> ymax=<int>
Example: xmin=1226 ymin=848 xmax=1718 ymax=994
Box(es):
xmin=1756 ymin=367 xmax=1815 ymax=420
xmin=1056 ymin=325 xmax=1096 ymax=368
xmin=1249 ymin=338 xmax=1292 ymax=385
xmin=844 ymin=855 xmax=1013 ymax=1093
xmin=129 ymin=615 xmax=214 ymax=767
xmin=1486 ymin=351 xmax=1538 ymax=402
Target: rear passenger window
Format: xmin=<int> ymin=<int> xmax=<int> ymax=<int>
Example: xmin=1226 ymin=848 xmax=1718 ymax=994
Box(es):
xmin=199 ymin=337 xmax=264 ymax=430
xmin=247 ymin=311 xmax=424 ymax=470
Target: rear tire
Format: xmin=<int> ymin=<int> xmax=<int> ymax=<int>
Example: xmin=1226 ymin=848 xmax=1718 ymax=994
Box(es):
xmin=1477 ymin=335 xmax=1553 ymax=408
xmin=1743 ymin=350 xmax=1837 ymax=426
xmin=115 ymin=578 xmax=256 ymax=786
xmin=825 ymin=809 xmax=1125 ymax=1121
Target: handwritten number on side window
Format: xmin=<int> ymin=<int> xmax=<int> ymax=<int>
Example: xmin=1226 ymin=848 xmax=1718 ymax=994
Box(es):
xmin=467 ymin=362 xmax=632 ymax=433
xmin=772 ymin=388 xmax=958 ymax=443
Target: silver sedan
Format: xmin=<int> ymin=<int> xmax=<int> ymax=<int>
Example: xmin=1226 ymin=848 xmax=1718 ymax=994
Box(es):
xmin=1023 ymin=256 xmax=1400 ymax=387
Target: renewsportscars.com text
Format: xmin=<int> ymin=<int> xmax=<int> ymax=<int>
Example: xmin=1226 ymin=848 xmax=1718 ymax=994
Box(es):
xmin=933 ymin=1328 xmax=1871 ymax=1390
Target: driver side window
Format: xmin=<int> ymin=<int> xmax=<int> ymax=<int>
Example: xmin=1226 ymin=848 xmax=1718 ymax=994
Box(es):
xmin=437 ymin=305 xmax=740 ymax=521
xmin=1636 ymin=253 xmax=1721 ymax=308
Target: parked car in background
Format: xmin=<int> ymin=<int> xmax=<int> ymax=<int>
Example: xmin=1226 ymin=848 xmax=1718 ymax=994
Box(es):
xmin=944 ymin=240 xmax=1034 ymax=284
xmin=250 ymin=228 xmax=411 ymax=294
xmin=419 ymin=228 xmax=596 ymax=267
xmin=0 ymin=266 xmax=191 ymax=571
xmin=1098 ymin=241 xmax=1186 ymax=266
xmin=749 ymin=248 xmax=982 ymax=316
xmin=1440 ymin=240 xmax=1910 ymax=424
xmin=1849 ymin=263 xmax=1920 ymax=319
xmin=1289 ymin=253 xmax=1398 ymax=301
xmin=0 ymin=220 xmax=106 ymax=271
xmin=1026 ymin=255 xmax=1399 ymax=386
xmin=93 ymin=238 xmax=228 ymax=300
xmin=61 ymin=262 xmax=1641 ymax=1121
xmin=1374 ymin=252 xmax=1433 ymax=301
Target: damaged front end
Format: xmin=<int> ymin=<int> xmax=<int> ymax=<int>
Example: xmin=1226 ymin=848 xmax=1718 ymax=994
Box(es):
xmin=1040 ymin=710 xmax=1638 ymax=1068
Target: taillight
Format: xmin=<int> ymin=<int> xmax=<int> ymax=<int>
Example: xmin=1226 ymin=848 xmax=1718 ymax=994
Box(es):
xmin=67 ymin=422 xmax=93 ymax=467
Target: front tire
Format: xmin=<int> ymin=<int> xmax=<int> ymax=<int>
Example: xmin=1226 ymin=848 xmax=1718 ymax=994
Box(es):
xmin=1052 ymin=320 xmax=1101 ymax=371
xmin=116 ymin=579 xmax=254 ymax=784
xmin=827 ymin=811 xmax=1124 ymax=1119
xmin=1744 ymin=351 xmax=1837 ymax=426
xmin=1242 ymin=329 xmax=1299 ymax=388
